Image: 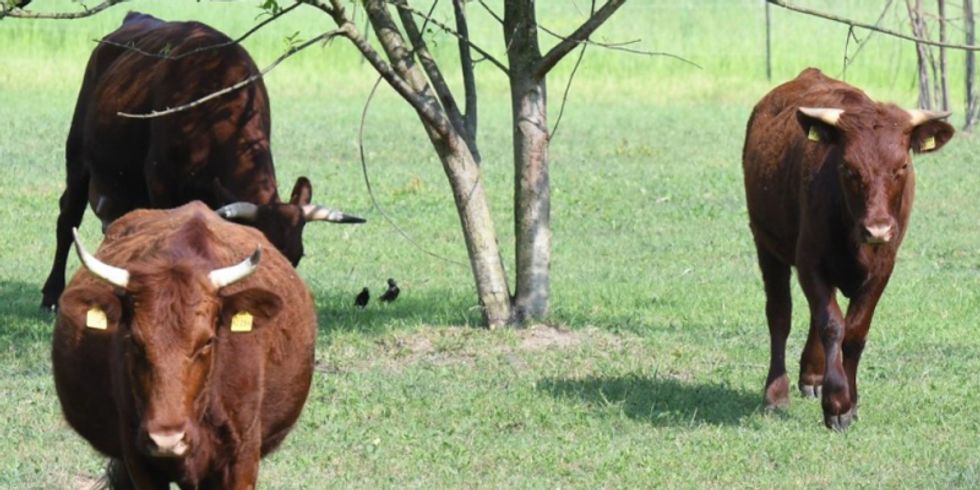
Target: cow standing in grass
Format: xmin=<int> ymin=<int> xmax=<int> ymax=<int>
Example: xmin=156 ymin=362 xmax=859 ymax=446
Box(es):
xmin=742 ymin=68 xmax=954 ymax=430
xmin=53 ymin=202 xmax=316 ymax=488
xmin=41 ymin=12 xmax=363 ymax=311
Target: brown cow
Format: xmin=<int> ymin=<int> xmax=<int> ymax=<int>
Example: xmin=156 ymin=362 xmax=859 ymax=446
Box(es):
xmin=53 ymin=201 xmax=316 ymax=488
xmin=41 ymin=12 xmax=363 ymax=310
xmin=742 ymin=68 xmax=954 ymax=430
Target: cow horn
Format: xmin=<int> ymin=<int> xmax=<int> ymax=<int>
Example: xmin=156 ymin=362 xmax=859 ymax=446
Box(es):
xmin=72 ymin=227 xmax=130 ymax=289
xmin=908 ymin=109 xmax=952 ymax=126
xmin=799 ymin=107 xmax=844 ymax=127
xmin=209 ymin=246 xmax=261 ymax=289
xmin=301 ymin=204 xmax=366 ymax=224
xmin=216 ymin=202 xmax=258 ymax=222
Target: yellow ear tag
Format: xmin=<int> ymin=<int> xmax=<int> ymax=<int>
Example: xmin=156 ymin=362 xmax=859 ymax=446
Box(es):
xmin=807 ymin=126 xmax=821 ymax=142
xmin=86 ymin=307 xmax=107 ymax=330
xmin=230 ymin=311 xmax=253 ymax=333
xmin=921 ymin=135 xmax=936 ymax=151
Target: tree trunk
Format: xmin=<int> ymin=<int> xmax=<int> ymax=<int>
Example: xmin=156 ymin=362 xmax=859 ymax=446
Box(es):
xmin=505 ymin=0 xmax=552 ymax=323
xmin=937 ymin=0 xmax=949 ymax=111
xmin=907 ymin=0 xmax=933 ymax=109
xmin=965 ymin=0 xmax=978 ymax=130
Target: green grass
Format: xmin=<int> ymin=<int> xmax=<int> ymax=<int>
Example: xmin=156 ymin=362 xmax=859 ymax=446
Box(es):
xmin=2 ymin=0 xmax=980 ymax=488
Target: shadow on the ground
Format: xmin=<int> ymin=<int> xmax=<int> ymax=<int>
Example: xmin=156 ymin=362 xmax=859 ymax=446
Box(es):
xmin=538 ymin=373 xmax=761 ymax=427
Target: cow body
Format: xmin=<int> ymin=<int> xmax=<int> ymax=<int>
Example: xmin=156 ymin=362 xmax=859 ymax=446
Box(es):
xmin=53 ymin=201 xmax=316 ymax=487
xmin=41 ymin=12 xmax=362 ymax=310
xmin=742 ymin=68 xmax=953 ymax=430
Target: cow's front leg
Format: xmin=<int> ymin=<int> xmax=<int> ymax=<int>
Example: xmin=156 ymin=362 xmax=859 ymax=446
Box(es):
xmin=841 ymin=277 xmax=889 ymax=422
xmin=799 ymin=270 xmax=852 ymax=430
xmin=221 ymin=438 xmax=261 ymax=490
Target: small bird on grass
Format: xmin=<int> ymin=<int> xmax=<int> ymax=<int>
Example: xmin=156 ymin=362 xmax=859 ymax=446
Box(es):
xmin=379 ymin=278 xmax=400 ymax=304
xmin=354 ymin=287 xmax=369 ymax=308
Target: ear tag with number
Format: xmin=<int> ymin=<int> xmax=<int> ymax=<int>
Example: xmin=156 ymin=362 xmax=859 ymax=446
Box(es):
xmin=921 ymin=135 xmax=936 ymax=151
xmin=86 ymin=307 xmax=107 ymax=330
xmin=807 ymin=126 xmax=821 ymax=142
xmin=230 ymin=311 xmax=253 ymax=333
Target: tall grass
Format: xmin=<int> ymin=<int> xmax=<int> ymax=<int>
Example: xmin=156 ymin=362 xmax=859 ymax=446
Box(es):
xmin=1 ymin=1 xmax=978 ymax=488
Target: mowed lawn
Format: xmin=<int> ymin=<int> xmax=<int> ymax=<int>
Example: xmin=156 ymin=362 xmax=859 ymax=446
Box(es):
xmin=1 ymin=1 xmax=979 ymax=488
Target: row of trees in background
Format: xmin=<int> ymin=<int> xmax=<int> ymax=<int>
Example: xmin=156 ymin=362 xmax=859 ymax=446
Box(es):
xmin=768 ymin=0 xmax=980 ymax=131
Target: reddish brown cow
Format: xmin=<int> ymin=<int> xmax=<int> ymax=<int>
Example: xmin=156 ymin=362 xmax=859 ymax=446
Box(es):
xmin=41 ymin=12 xmax=363 ymax=310
xmin=53 ymin=201 xmax=316 ymax=488
xmin=742 ymin=68 xmax=954 ymax=430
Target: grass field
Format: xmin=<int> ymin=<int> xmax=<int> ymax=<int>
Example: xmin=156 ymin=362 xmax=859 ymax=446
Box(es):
xmin=1 ymin=0 xmax=979 ymax=488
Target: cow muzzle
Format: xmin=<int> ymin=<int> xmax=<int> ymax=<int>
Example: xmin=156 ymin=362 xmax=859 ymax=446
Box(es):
xmin=145 ymin=429 xmax=189 ymax=458
xmin=862 ymin=223 xmax=895 ymax=245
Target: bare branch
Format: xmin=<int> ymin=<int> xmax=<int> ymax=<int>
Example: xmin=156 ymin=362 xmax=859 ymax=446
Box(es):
xmin=96 ymin=1 xmax=302 ymax=60
xmin=118 ymin=28 xmax=345 ymax=119
xmin=475 ymin=0 xmax=503 ymax=25
xmin=394 ymin=1 xmax=465 ymax=124
xmin=550 ymin=42 xmax=587 ymax=141
xmin=536 ymin=22 xmax=701 ymax=69
xmin=840 ymin=0 xmax=895 ymax=77
xmin=1 ymin=0 xmax=125 ymax=19
xmin=769 ymin=0 xmax=980 ymax=51
xmin=398 ymin=2 xmax=509 ymax=73
xmin=534 ymin=0 xmax=626 ymax=79
xmin=454 ymin=0 xmax=478 ymax=144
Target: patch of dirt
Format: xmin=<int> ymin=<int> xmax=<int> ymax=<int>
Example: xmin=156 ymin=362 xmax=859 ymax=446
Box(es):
xmin=316 ymin=324 xmax=630 ymax=375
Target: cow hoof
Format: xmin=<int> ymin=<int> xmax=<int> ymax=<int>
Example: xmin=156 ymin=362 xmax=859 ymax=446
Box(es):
xmin=764 ymin=375 xmax=791 ymax=411
xmin=824 ymin=406 xmax=857 ymax=432
xmin=799 ymin=384 xmax=821 ymax=399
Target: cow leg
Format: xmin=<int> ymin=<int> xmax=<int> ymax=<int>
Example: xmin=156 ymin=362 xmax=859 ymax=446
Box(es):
xmin=223 ymin=440 xmax=261 ymax=490
xmin=799 ymin=321 xmax=826 ymax=399
xmin=40 ymin=162 xmax=89 ymax=310
xmin=841 ymin=277 xmax=889 ymax=421
xmin=756 ymin=246 xmax=793 ymax=410
xmin=798 ymin=270 xmax=852 ymax=430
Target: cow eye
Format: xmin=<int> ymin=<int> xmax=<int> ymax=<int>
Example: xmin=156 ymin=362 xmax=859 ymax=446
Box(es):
xmin=195 ymin=337 xmax=215 ymax=358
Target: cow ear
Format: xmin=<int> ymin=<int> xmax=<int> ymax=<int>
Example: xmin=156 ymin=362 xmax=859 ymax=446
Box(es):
xmin=911 ymin=119 xmax=954 ymax=154
xmin=796 ymin=110 xmax=840 ymax=145
xmin=219 ymin=288 xmax=283 ymax=332
xmin=58 ymin=285 xmax=123 ymax=333
xmin=289 ymin=177 xmax=313 ymax=206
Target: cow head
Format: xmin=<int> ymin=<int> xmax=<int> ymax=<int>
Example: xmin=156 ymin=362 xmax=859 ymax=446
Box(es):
xmin=64 ymin=228 xmax=281 ymax=459
xmin=797 ymin=106 xmax=953 ymax=245
xmin=216 ymin=177 xmax=365 ymax=266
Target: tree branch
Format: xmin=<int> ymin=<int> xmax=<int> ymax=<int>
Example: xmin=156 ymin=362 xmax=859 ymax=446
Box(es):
xmin=534 ymin=0 xmax=626 ymax=79
xmin=96 ymin=1 xmax=302 ymax=60
xmin=536 ymin=22 xmax=701 ymax=69
xmin=1 ymin=0 xmax=125 ymax=19
xmin=769 ymin=0 xmax=980 ymax=51
xmin=399 ymin=1 xmax=509 ymax=73
xmin=453 ymin=0 xmax=478 ymax=145
xmin=118 ymin=28 xmax=345 ymax=119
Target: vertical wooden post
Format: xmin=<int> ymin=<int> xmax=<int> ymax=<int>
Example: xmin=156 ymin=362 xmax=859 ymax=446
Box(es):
xmin=965 ymin=0 xmax=978 ymax=130
xmin=907 ymin=0 xmax=933 ymax=109
xmin=937 ymin=0 xmax=949 ymax=111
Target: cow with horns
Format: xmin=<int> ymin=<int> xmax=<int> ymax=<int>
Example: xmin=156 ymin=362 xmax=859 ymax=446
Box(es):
xmin=742 ymin=68 xmax=954 ymax=430
xmin=40 ymin=12 xmax=364 ymax=310
xmin=53 ymin=201 xmax=317 ymax=488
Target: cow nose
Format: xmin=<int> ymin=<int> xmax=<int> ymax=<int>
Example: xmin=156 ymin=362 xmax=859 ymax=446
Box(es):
xmin=146 ymin=430 xmax=189 ymax=457
xmin=862 ymin=224 xmax=894 ymax=244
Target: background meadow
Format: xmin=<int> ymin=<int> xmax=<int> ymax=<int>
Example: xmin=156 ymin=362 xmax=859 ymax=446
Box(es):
xmin=1 ymin=0 xmax=978 ymax=487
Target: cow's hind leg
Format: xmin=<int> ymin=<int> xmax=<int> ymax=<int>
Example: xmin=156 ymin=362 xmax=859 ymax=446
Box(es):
xmin=756 ymin=246 xmax=793 ymax=410
xmin=40 ymin=162 xmax=89 ymax=310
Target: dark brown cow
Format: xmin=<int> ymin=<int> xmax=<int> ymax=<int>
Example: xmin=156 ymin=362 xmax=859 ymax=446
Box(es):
xmin=41 ymin=12 xmax=363 ymax=310
xmin=53 ymin=201 xmax=316 ymax=488
xmin=742 ymin=68 xmax=954 ymax=430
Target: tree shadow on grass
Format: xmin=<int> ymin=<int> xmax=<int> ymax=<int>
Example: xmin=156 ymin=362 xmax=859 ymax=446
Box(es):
xmin=538 ymin=373 xmax=761 ymax=427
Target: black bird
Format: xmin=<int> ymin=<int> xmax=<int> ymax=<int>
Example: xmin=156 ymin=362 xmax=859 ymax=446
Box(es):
xmin=379 ymin=278 xmax=400 ymax=303
xmin=355 ymin=287 xmax=369 ymax=308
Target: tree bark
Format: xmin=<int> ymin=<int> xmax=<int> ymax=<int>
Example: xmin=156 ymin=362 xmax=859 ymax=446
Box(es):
xmin=505 ymin=0 xmax=552 ymax=323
